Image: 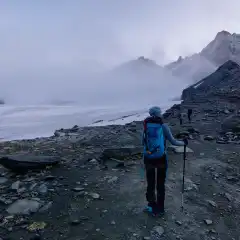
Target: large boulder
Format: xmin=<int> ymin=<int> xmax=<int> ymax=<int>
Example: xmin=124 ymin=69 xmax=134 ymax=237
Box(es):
xmin=7 ymin=199 xmax=42 ymax=215
xmin=0 ymin=154 xmax=60 ymax=173
xmin=101 ymin=146 xmax=142 ymax=160
xmin=222 ymin=115 xmax=240 ymax=133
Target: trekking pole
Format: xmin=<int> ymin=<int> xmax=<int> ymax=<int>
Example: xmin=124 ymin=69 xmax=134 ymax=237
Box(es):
xmin=181 ymin=144 xmax=187 ymax=212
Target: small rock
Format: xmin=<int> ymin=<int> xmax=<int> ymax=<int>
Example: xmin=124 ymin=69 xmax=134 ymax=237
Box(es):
xmin=89 ymin=193 xmax=100 ymax=199
xmin=204 ymin=219 xmax=213 ymax=225
xmin=44 ymin=175 xmax=55 ymax=181
xmin=204 ymin=136 xmax=215 ymax=141
xmin=38 ymin=184 xmax=48 ymax=194
xmin=11 ymin=180 xmax=21 ymax=191
xmin=143 ymin=237 xmax=150 ymax=240
xmin=110 ymin=220 xmax=116 ymax=225
xmin=89 ymin=159 xmax=99 ymax=165
xmin=70 ymin=219 xmax=81 ymax=225
xmin=207 ymin=200 xmax=217 ymax=208
xmin=151 ymin=226 xmax=164 ymax=237
xmin=224 ymin=109 xmax=230 ymax=114
xmin=185 ymin=178 xmax=198 ymax=191
xmin=72 ymin=187 xmax=85 ymax=192
xmin=0 ymin=177 xmax=8 ymax=184
xmin=209 ymin=229 xmax=216 ymax=234
xmin=107 ymin=176 xmax=118 ymax=184
xmin=225 ymin=193 xmax=232 ymax=201
xmin=175 ymin=220 xmax=182 ymax=226
xmin=176 ymin=236 xmax=182 ymax=240
xmin=79 ymin=216 xmax=89 ymax=221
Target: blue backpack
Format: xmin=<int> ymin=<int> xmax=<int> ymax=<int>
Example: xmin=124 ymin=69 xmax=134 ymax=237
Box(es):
xmin=143 ymin=117 xmax=165 ymax=159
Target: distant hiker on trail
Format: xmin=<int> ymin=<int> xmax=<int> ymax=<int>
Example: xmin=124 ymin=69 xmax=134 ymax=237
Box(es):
xmin=187 ymin=109 xmax=193 ymax=123
xmin=142 ymin=106 xmax=188 ymax=216
xmin=178 ymin=112 xmax=184 ymax=125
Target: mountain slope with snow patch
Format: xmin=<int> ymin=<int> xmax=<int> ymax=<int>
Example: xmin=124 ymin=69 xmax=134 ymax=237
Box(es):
xmin=165 ymin=30 xmax=240 ymax=83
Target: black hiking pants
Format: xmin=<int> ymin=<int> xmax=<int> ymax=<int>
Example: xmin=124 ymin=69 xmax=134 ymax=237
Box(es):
xmin=188 ymin=114 xmax=191 ymax=123
xmin=144 ymin=156 xmax=167 ymax=211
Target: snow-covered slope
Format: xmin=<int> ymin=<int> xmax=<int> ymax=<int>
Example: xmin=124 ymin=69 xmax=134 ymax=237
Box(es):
xmin=165 ymin=30 xmax=240 ymax=83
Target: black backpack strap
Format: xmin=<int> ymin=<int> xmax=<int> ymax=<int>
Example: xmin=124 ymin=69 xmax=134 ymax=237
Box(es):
xmin=143 ymin=119 xmax=149 ymax=151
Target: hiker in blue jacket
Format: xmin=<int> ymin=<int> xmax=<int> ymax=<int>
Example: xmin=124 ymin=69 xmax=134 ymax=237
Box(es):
xmin=142 ymin=106 xmax=188 ymax=216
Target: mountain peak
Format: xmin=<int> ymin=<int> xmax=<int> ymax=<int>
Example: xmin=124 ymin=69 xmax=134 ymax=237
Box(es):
xmin=137 ymin=56 xmax=155 ymax=64
xmin=165 ymin=30 xmax=240 ymax=84
xmin=177 ymin=56 xmax=183 ymax=63
xmin=200 ymin=30 xmax=240 ymax=66
xmin=215 ymin=30 xmax=231 ymax=39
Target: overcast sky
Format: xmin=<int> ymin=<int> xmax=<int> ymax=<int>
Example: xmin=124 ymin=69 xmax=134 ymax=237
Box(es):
xmin=1 ymin=0 xmax=240 ymax=72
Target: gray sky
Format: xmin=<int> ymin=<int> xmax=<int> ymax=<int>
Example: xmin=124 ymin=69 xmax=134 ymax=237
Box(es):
xmin=1 ymin=0 xmax=240 ymax=71
xmin=0 ymin=1 xmax=240 ymax=105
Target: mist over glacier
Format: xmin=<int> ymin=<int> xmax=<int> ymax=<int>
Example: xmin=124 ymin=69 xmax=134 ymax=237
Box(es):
xmin=0 ymin=58 xmax=187 ymax=108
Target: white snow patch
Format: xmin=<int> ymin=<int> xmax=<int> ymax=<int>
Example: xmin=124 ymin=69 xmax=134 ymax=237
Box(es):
xmin=194 ymin=81 xmax=204 ymax=89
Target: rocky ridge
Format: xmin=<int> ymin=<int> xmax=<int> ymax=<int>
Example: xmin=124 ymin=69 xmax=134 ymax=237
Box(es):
xmin=181 ymin=60 xmax=240 ymax=102
xmin=165 ymin=30 xmax=240 ymax=83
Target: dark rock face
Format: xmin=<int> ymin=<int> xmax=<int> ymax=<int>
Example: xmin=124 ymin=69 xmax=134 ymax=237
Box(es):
xmin=181 ymin=60 xmax=240 ymax=102
xmin=222 ymin=115 xmax=240 ymax=133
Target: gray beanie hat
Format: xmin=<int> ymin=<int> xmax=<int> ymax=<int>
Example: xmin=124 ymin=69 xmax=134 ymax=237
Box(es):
xmin=149 ymin=106 xmax=162 ymax=117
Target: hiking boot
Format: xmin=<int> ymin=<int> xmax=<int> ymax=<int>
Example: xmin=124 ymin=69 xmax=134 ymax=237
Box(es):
xmin=144 ymin=202 xmax=156 ymax=214
xmin=154 ymin=205 xmax=165 ymax=217
xmin=144 ymin=202 xmax=165 ymax=217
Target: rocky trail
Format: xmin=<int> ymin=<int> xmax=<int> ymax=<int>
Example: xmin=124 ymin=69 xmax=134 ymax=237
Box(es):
xmin=0 ymin=97 xmax=239 ymax=240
